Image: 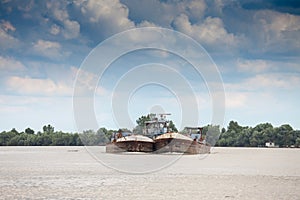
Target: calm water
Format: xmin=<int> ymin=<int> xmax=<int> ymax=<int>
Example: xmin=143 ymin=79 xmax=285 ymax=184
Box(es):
xmin=0 ymin=146 xmax=299 ymax=199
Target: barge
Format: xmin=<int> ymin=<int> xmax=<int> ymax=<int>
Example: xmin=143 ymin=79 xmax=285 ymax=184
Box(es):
xmin=105 ymin=114 xmax=210 ymax=154
xmin=106 ymin=130 xmax=154 ymax=153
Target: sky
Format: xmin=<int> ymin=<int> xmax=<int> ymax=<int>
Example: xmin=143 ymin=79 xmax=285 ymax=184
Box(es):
xmin=0 ymin=0 xmax=300 ymax=132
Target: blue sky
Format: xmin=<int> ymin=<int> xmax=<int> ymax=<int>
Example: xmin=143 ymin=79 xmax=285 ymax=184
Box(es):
xmin=0 ymin=0 xmax=299 ymax=132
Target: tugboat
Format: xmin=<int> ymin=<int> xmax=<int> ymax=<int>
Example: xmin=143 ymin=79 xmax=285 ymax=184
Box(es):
xmin=106 ymin=129 xmax=154 ymax=153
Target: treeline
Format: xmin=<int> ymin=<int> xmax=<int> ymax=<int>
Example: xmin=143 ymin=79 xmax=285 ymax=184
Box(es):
xmin=0 ymin=125 xmax=115 ymax=146
xmin=1 ymin=122 xmax=300 ymax=147
xmin=215 ymin=121 xmax=300 ymax=147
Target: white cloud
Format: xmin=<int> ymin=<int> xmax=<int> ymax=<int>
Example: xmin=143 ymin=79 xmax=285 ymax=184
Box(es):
xmin=46 ymin=1 xmax=80 ymax=39
xmin=50 ymin=24 xmax=60 ymax=35
xmin=0 ymin=56 xmax=26 ymax=72
xmin=0 ymin=20 xmax=19 ymax=50
xmin=121 ymin=0 xmax=207 ymax=27
xmin=6 ymin=76 xmax=73 ymax=96
xmin=223 ymin=72 xmax=300 ymax=117
xmin=172 ymin=14 xmax=238 ymax=47
xmin=33 ymin=39 xmax=60 ymax=51
xmin=247 ymin=74 xmax=300 ymax=90
xmin=236 ymin=59 xmax=271 ymax=73
xmin=77 ymin=0 xmax=135 ymax=36
xmin=1 ymin=20 xmax=16 ymax=32
xmin=254 ymin=10 xmax=300 ymax=52
xmin=257 ymin=10 xmax=300 ymax=33
xmin=226 ymin=73 xmax=300 ymax=92
xmin=32 ymin=39 xmax=68 ymax=59
xmin=71 ymin=66 xmax=108 ymax=96
xmin=2 ymin=62 xmax=107 ymax=97
xmin=184 ymin=0 xmax=206 ymax=21
xmin=72 ymin=67 xmax=97 ymax=91
xmin=137 ymin=20 xmax=159 ymax=28
xmin=232 ymin=58 xmax=300 ymax=74
xmin=63 ymin=20 xmax=80 ymax=39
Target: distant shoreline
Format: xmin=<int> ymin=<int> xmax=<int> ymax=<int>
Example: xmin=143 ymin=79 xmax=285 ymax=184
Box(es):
xmin=1 ymin=121 xmax=299 ymax=148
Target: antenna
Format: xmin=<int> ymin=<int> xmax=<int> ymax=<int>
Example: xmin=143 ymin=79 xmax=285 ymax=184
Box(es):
xmin=158 ymin=113 xmax=171 ymax=119
xmin=158 ymin=113 xmax=171 ymax=116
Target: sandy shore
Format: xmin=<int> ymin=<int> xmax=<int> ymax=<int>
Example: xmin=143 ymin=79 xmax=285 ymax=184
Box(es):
xmin=0 ymin=147 xmax=299 ymax=199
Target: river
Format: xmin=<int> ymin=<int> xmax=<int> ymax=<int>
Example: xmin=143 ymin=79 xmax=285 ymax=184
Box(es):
xmin=0 ymin=146 xmax=299 ymax=199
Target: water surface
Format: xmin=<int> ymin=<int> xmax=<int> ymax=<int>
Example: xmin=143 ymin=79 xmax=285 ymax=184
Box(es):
xmin=0 ymin=147 xmax=299 ymax=199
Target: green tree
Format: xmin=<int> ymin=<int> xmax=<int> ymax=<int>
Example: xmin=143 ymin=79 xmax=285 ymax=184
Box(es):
xmin=80 ymin=130 xmax=97 ymax=146
xmin=43 ymin=124 xmax=54 ymax=134
xmin=96 ymin=128 xmax=109 ymax=145
xmin=25 ymin=128 xmax=34 ymax=135
xmin=262 ymin=127 xmax=275 ymax=143
xmin=0 ymin=121 xmax=299 ymax=147
xmin=274 ymin=124 xmax=293 ymax=147
xmin=249 ymin=136 xmax=258 ymax=147
xmin=296 ymin=137 xmax=300 ymax=147
xmin=41 ymin=134 xmax=52 ymax=146
xmin=216 ymin=137 xmax=227 ymax=146
xmin=74 ymin=133 xmax=83 ymax=145
xmin=168 ymin=120 xmax=178 ymax=132
xmin=24 ymin=134 xmax=37 ymax=146
xmin=0 ymin=131 xmax=17 ymax=146
xmin=10 ymin=128 xmax=19 ymax=135
xmin=7 ymin=135 xmax=20 ymax=146
xmin=136 ymin=114 xmax=151 ymax=127
xmin=221 ymin=127 xmax=226 ymax=133
xmin=291 ymin=130 xmax=300 ymax=146
xmin=51 ymin=131 xmax=65 ymax=146
xmin=253 ymin=123 xmax=273 ymax=133
xmin=235 ymin=128 xmax=251 ymax=147
xmin=227 ymin=121 xmax=245 ymax=133
xmin=250 ymin=130 xmax=264 ymax=147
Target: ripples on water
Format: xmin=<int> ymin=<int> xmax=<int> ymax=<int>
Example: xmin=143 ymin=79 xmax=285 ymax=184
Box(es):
xmin=0 ymin=147 xmax=299 ymax=199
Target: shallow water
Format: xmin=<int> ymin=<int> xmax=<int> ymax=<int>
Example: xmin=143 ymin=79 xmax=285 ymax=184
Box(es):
xmin=0 ymin=146 xmax=299 ymax=199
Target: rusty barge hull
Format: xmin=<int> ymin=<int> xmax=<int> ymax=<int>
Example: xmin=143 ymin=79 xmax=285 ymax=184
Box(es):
xmin=154 ymin=138 xmax=210 ymax=154
xmin=106 ymin=141 xmax=154 ymax=153
xmin=154 ymin=138 xmax=193 ymax=153
xmin=186 ymin=142 xmax=211 ymax=154
xmin=106 ymin=140 xmax=210 ymax=154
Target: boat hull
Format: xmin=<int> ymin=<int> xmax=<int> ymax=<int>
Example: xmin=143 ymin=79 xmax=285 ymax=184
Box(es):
xmin=106 ymin=141 xmax=154 ymax=153
xmin=154 ymin=138 xmax=210 ymax=154
xmin=186 ymin=142 xmax=210 ymax=154
xmin=154 ymin=138 xmax=191 ymax=153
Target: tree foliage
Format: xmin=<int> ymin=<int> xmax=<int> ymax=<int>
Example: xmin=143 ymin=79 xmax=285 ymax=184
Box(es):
xmin=168 ymin=120 xmax=178 ymax=132
xmin=136 ymin=114 xmax=151 ymax=127
xmin=0 ymin=121 xmax=299 ymax=147
xmin=0 ymin=126 xmax=116 ymax=146
xmin=215 ymin=121 xmax=300 ymax=147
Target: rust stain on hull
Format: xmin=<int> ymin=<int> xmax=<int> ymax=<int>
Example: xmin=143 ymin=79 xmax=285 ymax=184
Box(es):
xmin=106 ymin=139 xmax=210 ymax=154
xmin=106 ymin=141 xmax=154 ymax=153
